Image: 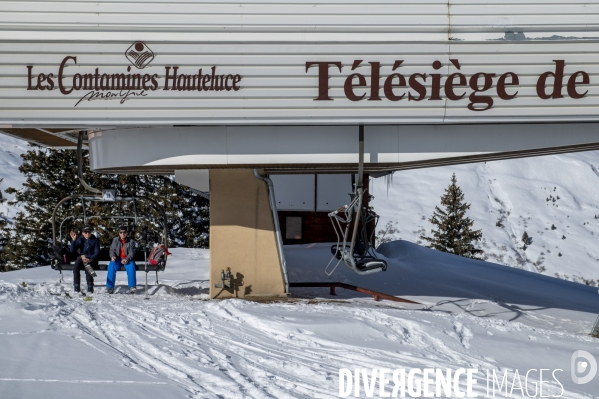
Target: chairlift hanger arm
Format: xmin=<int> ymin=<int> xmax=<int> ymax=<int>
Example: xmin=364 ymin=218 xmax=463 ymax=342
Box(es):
xmin=357 ymin=124 xmax=364 ymax=189
xmin=349 ymin=125 xmax=365 ymax=264
xmin=325 ymin=124 xmax=387 ymax=276
xmin=77 ymin=131 xmax=101 ymax=195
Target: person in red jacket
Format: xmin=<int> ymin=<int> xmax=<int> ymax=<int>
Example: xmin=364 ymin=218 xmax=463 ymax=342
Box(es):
xmin=106 ymin=226 xmax=137 ymax=294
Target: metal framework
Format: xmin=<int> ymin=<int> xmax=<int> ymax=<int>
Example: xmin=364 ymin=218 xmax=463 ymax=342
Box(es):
xmin=51 ymin=195 xmax=167 ymax=247
xmin=49 ymin=131 xmax=170 ymax=294
xmin=325 ymin=125 xmax=387 ymax=276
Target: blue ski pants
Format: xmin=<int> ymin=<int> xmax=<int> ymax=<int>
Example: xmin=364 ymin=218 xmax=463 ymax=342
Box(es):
xmin=106 ymin=259 xmax=137 ymax=288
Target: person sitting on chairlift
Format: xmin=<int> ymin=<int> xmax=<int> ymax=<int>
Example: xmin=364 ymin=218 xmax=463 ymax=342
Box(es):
xmin=106 ymin=226 xmax=137 ymax=294
xmin=69 ymin=226 xmax=100 ymax=293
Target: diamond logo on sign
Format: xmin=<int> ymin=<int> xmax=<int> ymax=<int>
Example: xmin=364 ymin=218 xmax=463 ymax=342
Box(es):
xmin=125 ymin=41 xmax=155 ymax=69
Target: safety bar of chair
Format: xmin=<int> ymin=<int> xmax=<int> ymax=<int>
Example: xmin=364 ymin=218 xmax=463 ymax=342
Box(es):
xmin=325 ymin=215 xmax=346 ymax=276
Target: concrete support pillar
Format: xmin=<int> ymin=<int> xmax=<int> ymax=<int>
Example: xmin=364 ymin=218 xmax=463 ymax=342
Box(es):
xmin=209 ymin=169 xmax=286 ymax=298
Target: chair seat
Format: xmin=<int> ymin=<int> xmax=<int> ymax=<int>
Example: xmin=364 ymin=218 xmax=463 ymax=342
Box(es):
xmin=355 ymin=258 xmax=387 ymax=272
xmin=51 ymin=262 xmax=163 ymax=272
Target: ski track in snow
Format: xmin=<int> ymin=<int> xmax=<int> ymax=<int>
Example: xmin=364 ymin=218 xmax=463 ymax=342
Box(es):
xmin=0 ymin=275 xmax=596 ymax=399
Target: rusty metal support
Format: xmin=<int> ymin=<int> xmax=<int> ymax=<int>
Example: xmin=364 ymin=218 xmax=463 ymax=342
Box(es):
xmin=289 ymin=282 xmax=419 ymax=304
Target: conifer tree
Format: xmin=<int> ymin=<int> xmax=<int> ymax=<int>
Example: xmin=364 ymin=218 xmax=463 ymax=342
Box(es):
xmin=0 ymin=178 xmax=5 ymax=229
xmin=3 ymin=145 xmax=209 ymax=269
xmin=521 ymin=231 xmax=531 ymax=251
xmin=0 ymin=179 xmax=11 ymax=270
xmin=420 ymin=173 xmax=483 ymax=259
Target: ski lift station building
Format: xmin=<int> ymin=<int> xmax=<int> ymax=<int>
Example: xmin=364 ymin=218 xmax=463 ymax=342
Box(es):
xmin=3 ymin=0 xmax=599 ymax=298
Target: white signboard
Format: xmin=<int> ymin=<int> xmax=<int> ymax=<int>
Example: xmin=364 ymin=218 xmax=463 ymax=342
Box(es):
xmin=1 ymin=1 xmax=599 ymax=125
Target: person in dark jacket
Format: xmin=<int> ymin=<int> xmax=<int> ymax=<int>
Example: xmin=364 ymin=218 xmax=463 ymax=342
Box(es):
xmin=106 ymin=226 xmax=137 ymax=294
xmin=69 ymin=226 xmax=100 ymax=293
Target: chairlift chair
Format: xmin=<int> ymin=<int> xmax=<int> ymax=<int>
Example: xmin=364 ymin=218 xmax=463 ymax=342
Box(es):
xmin=49 ymin=132 xmax=170 ymax=291
xmin=49 ymin=194 xmax=169 ymax=287
xmin=325 ymin=125 xmax=387 ymax=276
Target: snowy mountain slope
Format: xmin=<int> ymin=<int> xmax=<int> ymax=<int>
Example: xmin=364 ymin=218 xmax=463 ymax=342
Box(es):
xmin=1 ymin=246 xmax=598 ymax=398
xmin=0 ymin=134 xmax=28 ymax=219
xmin=371 ymin=151 xmax=599 ymax=285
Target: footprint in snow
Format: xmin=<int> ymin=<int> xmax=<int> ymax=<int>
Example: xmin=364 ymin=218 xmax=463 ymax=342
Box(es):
xmin=453 ymin=322 xmax=473 ymax=349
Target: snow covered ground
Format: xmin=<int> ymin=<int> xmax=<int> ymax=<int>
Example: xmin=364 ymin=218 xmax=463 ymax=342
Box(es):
xmin=1 ymin=245 xmax=598 ymax=398
xmin=1 ymin=135 xmax=599 ymax=398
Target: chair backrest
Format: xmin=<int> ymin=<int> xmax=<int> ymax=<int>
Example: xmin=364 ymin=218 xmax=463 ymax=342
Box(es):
xmin=149 ymin=244 xmax=171 ymax=266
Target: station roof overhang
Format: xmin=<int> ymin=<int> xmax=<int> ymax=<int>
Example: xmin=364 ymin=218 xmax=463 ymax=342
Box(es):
xmin=39 ymin=122 xmax=597 ymax=176
xmin=88 ymin=141 xmax=599 ymax=176
xmin=0 ymin=127 xmax=83 ymax=149
xmin=5 ymin=121 xmax=599 ymax=176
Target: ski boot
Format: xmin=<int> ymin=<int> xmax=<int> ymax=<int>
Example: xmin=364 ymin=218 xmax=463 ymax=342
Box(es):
xmin=83 ymin=262 xmax=97 ymax=278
